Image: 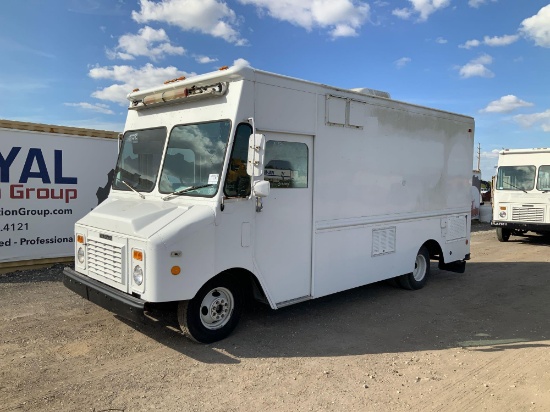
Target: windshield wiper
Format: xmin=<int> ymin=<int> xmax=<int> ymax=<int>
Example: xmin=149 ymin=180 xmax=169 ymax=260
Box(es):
xmin=119 ymin=179 xmax=145 ymax=199
xmin=504 ymin=182 xmax=528 ymax=193
xmin=162 ymin=184 xmax=213 ymax=201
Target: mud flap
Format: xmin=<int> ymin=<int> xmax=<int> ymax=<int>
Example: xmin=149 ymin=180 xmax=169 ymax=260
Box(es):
xmin=439 ymin=260 xmax=467 ymax=274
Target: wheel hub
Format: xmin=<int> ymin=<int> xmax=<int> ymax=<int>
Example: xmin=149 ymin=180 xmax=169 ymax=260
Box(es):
xmin=199 ymin=287 xmax=234 ymax=330
xmin=413 ymin=254 xmax=427 ymax=281
xmin=210 ymin=297 xmax=229 ymax=321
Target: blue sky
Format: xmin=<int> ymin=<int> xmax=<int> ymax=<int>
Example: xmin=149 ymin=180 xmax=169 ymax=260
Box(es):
xmin=1 ymin=0 xmax=549 ymax=179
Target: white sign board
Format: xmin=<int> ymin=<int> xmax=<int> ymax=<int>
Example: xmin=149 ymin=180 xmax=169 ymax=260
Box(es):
xmin=0 ymin=128 xmax=118 ymax=262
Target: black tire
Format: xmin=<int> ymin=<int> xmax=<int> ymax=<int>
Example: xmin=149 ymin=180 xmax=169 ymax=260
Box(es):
xmin=398 ymin=246 xmax=430 ymax=290
xmin=178 ymin=276 xmax=243 ymax=343
xmin=496 ymin=227 xmax=510 ymax=242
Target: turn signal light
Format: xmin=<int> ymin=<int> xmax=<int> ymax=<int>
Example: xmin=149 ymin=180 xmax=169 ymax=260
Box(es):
xmin=133 ymin=249 xmax=143 ymax=261
xmin=76 ymin=234 xmax=85 ymax=243
xmin=171 ymin=266 xmax=181 ymax=275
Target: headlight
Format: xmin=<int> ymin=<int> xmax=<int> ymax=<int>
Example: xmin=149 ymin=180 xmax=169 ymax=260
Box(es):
xmin=133 ymin=265 xmax=144 ymax=286
xmin=77 ymin=247 xmax=85 ymax=264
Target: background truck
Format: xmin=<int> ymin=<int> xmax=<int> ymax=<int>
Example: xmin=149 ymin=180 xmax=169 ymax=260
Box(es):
xmin=63 ymin=65 xmax=474 ymax=343
xmin=492 ymin=148 xmax=550 ymax=241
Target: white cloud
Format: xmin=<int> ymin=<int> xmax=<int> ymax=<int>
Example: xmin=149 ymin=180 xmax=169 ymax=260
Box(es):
xmin=483 ymin=34 xmax=519 ymax=47
xmin=436 ymin=37 xmax=447 ymax=44
xmin=459 ymin=34 xmax=518 ymax=49
xmin=459 ymin=39 xmax=481 ymax=49
xmin=132 ymin=0 xmax=246 ymax=45
xmin=514 ymin=110 xmax=550 ymax=132
xmin=107 ymin=26 xmax=185 ymax=61
xmin=480 ymin=95 xmax=534 ymax=113
xmin=468 ymin=0 xmax=497 ymax=8
xmin=89 ymin=63 xmax=196 ymax=104
xmin=392 ymin=8 xmax=412 ymax=19
xmin=393 ymin=0 xmax=451 ymax=22
xmin=395 ymin=57 xmax=411 ymax=68
xmin=64 ymin=102 xmax=115 ymax=115
xmin=330 ymin=24 xmax=358 ymax=38
xmin=233 ymin=58 xmax=251 ymax=68
xmin=238 ymin=0 xmax=370 ymax=38
xmin=520 ymin=4 xmax=550 ymax=48
xmin=195 ymin=55 xmax=218 ymax=64
xmin=458 ymin=54 xmax=494 ymax=78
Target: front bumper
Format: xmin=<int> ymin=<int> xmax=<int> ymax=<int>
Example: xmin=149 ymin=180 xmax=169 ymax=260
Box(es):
xmin=491 ymin=220 xmax=550 ymax=233
xmin=63 ymin=267 xmax=145 ymax=323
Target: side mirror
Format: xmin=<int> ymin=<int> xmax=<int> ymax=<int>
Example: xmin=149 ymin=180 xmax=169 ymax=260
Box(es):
xmin=253 ymin=180 xmax=270 ymax=198
xmin=247 ymin=134 xmax=265 ymax=178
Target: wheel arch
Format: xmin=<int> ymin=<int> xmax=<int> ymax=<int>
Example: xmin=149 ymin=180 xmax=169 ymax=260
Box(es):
xmin=205 ymin=267 xmax=272 ymax=308
xmin=422 ymin=239 xmax=443 ymax=263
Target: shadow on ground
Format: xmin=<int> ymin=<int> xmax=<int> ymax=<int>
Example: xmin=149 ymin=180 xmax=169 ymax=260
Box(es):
xmin=117 ymin=257 xmax=550 ymax=363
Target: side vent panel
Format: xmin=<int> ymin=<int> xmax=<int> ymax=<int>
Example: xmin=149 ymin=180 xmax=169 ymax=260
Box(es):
xmin=372 ymin=227 xmax=396 ymax=257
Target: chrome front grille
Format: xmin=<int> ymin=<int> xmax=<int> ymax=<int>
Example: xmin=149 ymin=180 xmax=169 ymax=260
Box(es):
xmin=511 ymin=207 xmax=544 ymax=222
xmin=87 ymin=238 xmax=123 ymax=283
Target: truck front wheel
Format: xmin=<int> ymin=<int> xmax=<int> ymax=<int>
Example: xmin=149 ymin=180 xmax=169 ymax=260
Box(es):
xmin=496 ymin=227 xmax=510 ymax=242
xmin=178 ymin=276 xmax=243 ymax=343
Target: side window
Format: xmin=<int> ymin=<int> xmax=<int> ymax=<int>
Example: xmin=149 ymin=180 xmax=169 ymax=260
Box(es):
xmin=537 ymin=165 xmax=550 ymax=191
xmin=224 ymin=123 xmax=252 ymax=197
xmin=264 ymin=141 xmax=308 ymax=188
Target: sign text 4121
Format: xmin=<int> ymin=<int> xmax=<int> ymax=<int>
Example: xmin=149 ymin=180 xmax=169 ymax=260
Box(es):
xmin=2 ymin=223 xmax=29 ymax=232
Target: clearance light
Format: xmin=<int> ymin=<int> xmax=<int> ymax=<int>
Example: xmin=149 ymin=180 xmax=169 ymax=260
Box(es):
xmin=164 ymin=76 xmax=186 ymax=85
xmin=219 ymin=66 xmax=229 ymax=70
xmin=500 ymin=206 xmax=506 ymax=210
xmin=76 ymin=234 xmax=85 ymax=244
xmin=133 ymin=249 xmax=144 ymax=261
xmin=171 ymin=266 xmax=181 ymax=276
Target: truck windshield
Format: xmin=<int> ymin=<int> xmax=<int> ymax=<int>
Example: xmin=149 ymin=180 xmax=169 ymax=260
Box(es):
xmin=496 ymin=165 xmax=535 ymax=191
xmin=159 ymin=120 xmax=231 ymax=197
xmin=113 ymin=127 xmax=167 ymax=193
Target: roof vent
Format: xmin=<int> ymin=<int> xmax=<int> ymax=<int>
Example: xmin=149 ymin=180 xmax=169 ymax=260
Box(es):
xmin=350 ymin=88 xmax=391 ymax=99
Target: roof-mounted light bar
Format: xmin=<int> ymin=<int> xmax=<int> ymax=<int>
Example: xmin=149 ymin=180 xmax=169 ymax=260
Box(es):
xmin=129 ymin=81 xmax=229 ymax=111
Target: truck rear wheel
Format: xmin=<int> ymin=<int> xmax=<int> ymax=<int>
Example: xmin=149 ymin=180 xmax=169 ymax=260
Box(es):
xmin=178 ymin=276 xmax=243 ymax=343
xmin=496 ymin=227 xmax=510 ymax=242
xmin=398 ymin=246 xmax=430 ymax=290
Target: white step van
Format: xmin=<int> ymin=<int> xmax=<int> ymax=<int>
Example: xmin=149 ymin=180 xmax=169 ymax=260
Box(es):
xmin=492 ymin=148 xmax=550 ymax=241
xmin=63 ymin=65 xmax=474 ymax=343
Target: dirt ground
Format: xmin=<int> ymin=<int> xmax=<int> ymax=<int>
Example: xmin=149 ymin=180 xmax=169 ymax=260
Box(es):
xmin=1 ymin=221 xmax=550 ymax=412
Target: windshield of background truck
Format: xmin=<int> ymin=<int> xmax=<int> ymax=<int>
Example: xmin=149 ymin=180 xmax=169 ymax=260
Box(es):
xmin=159 ymin=120 xmax=231 ymax=197
xmin=496 ymin=165 xmax=535 ymax=191
xmin=113 ymin=127 xmax=167 ymax=193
